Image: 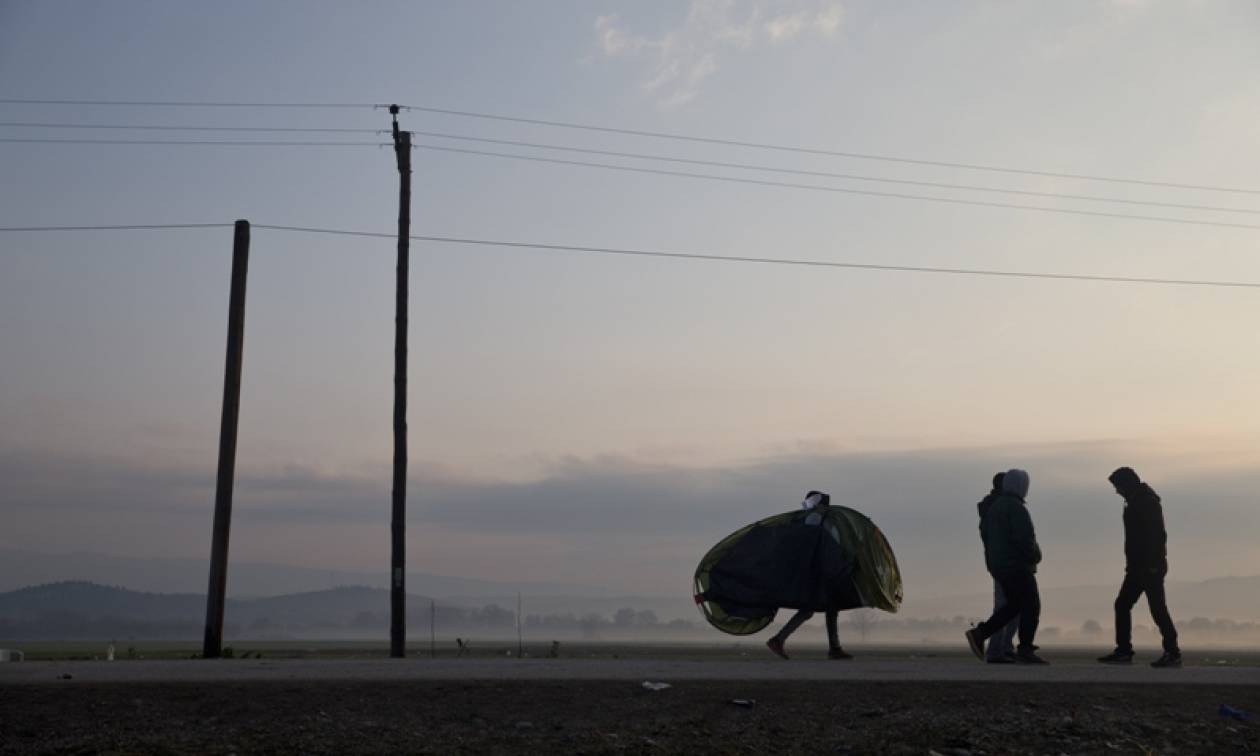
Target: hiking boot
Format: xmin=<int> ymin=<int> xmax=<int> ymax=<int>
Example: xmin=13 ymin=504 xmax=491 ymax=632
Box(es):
xmin=1097 ymin=648 xmax=1134 ymax=665
xmin=827 ymin=647 xmax=853 ymax=660
xmin=1150 ymin=652 xmax=1182 ymax=668
xmin=964 ymin=628 xmax=985 ymax=661
xmin=1014 ymin=648 xmax=1049 ymax=665
xmin=766 ymin=637 xmax=789 ymax=660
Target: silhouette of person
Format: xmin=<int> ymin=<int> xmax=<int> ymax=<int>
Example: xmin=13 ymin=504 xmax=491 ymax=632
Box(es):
xmin=765 ymin=490 xmax=852 ymax=660
xmin=978 ymin=472 xmax=1019 ymax=663
xmin=1097 ymin=467 xmax=1181 ymax=668
xmin=965 ymin=469 xmax=1048 ymax=664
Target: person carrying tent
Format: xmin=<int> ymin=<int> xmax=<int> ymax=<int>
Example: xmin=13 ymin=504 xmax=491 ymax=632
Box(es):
xmin=965 ymin=469 xmax=1048 ymax=664
xmin=693 ymin=490 xmax=902 ymax=643
xmin=977 ymin=471 xmax=1019 ymax=663
xmin=765 ymin=490 xmax=853 ymax=660
xmin=1097 ymin=467 xmax=1182 ymax=668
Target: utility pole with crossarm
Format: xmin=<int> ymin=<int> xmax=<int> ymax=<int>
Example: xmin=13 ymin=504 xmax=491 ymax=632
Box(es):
xmin=389 ymin=105 xmax=411 ymax=659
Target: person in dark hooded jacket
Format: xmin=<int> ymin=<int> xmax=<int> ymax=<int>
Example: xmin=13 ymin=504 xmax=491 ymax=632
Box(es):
xmin=1098 ymin=467 xmax=1181 ymax=668
xmin=977 ymin=472 xmax=1018 ymax=663
xmin=965 ymin=469 xmax=1048 ymax=664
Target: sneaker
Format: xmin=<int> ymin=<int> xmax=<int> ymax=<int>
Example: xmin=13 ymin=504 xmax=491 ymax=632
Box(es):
xmin=964 ymin=628 xmax=985 ymax=661
xmin=1014 ymin=648 xmax=1049 ymax=665
xmin=828 ymin=647 xmax=853 ymax=660
xmin=1097 ymin=648 xmax=1134 ymax=665
xmin=766 ymin=637 xmax=789 ymax=660
xmin=1150 ymin=652 xmax=1182 ymax=668
xmin=986 ymin=655 xmax=1015 ymax=664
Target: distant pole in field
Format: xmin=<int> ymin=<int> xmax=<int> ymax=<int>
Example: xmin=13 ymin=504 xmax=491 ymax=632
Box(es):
xmin=203 ymin=220 xmax=251 ymax=659
xmin=517 ymin=593 xmax=523 ymax=659
xmin=389 ymin=105 xmax=411 ymax=659
xmin=430 ymin=599 xmax=436 ymax=659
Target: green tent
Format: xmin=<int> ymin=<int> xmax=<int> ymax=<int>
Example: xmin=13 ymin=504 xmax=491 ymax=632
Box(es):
xmin=693 ymin=506 xmax=904 ymax=635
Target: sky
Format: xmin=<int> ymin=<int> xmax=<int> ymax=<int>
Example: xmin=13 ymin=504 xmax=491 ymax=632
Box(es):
xmin=1 ymin=0 xmax=1259 ymax=605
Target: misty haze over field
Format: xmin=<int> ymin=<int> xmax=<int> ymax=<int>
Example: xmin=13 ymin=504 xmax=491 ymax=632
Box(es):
xmin=3 ymin=549 xmax=1259 ymax=647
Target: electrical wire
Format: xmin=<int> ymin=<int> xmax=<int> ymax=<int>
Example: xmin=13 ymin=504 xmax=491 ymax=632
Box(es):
xmin=394 ymin=104 xmax=1260 ymax=197
xmin=4 ymin=221 xmax=1255 ymax=289
xmin=0 ymin=138 xmax=387 ymax=147
xmin=7 ymin=122 xmax=1255 ymax=215
xmin=0 ymin=223 xmax=234 ymax=232
xmin=409 ymin=143 xmax=1260 ymax=232
xmin=0 ymin=121 xmax=379 ymax=134
xmin=0 ymin=98 xmax=379 ymax=109
xmin=252 ymin=224 xmax=1260 ymax=290
xmin=13 ymin=135 xmax=1256 ymax=228
xmin=402 ymin=131 xmax=1258 ymax=216
xmin=4 ymin=98 xmax=1254 ymax=196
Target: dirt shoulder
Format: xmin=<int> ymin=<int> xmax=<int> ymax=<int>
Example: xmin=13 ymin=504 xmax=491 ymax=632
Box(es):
xmin=3 ymin=679 xmax=1257 ymax=755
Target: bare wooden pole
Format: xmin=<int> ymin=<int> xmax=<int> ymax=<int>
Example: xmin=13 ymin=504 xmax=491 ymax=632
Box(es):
xmin=203 ymin=219 xmax=251 ymax=659
xmin=389 ymin=106 xmax=411 ymax=659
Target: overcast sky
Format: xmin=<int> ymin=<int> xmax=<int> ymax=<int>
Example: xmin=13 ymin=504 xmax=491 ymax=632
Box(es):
xmin=1 ymin=1 xmax=1258 ymax=602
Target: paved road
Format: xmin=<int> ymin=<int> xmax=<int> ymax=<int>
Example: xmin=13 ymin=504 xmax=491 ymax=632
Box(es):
xmin=3 ymin=658 xmax=1257 ymax=685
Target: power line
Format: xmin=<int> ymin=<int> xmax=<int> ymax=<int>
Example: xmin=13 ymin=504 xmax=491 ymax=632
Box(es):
xmin=0 ymin=121 xmax=379 ymax=134
xmin=409 ymin=143 xmax=1260 ymax=232
xmin=394 ymin=104 xmax=1260 ymax=197
xmin=4 ymin=220 xmax=1255 ymax=289
xmin=402 ymin=131 xmax=1258 ymax=216
xmin=8 ymin=122 xmax=1256 ymax=216
xmin=0 ymin=98 xmax=379 ymax=109
xmin=0 ymin=223 xmax=234 ymax=232
xmin=8 ymin=122 xmax=1254 ymax=215
xmin=0 ymin=138 xmax=388 ymax=147
xmin=252 ymin=224 xmax=1260 ymax=290
xmin=4 ymin=98 xmax=1254 ymax=196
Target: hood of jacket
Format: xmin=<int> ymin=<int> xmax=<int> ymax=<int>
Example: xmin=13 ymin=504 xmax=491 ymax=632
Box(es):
xmin=1002 ymin=468 xmax=1030 ymax=501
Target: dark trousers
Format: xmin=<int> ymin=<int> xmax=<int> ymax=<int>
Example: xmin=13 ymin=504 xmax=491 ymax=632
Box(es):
xmin=976 ymin=569 xmax=1040 ymax=650
xmin=773 ymin=607 xmax=840 ymax=649
xmin=1115 ymin=570 xmax=1179 ymax=654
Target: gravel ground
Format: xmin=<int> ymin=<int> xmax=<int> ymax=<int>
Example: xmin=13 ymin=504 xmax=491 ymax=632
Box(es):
xmin=5 ymin=656 xmax=1259 ymax=685
xmin=2 ymin=678 xmax=1257 ymax=754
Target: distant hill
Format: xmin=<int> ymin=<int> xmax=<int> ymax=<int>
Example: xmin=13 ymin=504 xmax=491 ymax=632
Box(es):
xmin=0 ymin=548 xmax=601 ymax=598
xmin=0 ymin=581 xmax=448 ymax=640
xmin=3 ymin=578 xmax=1259 ymax=644
xmin=0 ymin=582 xmax=697 ymax=641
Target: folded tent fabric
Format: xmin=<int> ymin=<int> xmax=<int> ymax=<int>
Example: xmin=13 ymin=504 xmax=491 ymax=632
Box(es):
xmin=694 ymin=505 xmax=903 ymax=636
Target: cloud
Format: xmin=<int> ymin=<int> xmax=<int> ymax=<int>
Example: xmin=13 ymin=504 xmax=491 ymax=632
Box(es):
xmin=813 ymin=3 xmax=843 ymax=36
xmin=765 ymin=12 xmax=807 ymax=43
xmin=593 ymin=1 xmax=845 ymax=108
xmin=5 ymin=440 xmax=1260 ymax=595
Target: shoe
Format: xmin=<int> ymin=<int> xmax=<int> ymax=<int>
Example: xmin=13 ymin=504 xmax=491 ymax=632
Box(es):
xmin=964 ymin=628 xmax=985 ymax=661
xmin=828 ymin=647 xmax=853 ymax=660
xmin=1097 ymin=648 xmax=1134 ymax=665
xmin=1150 ymin=652 xmax=1182 ymax=668
xmin=986 ymin=655 xmax=1015 ymax=664
xmin=766 ymin=637 xmax=789 ymax=660
xmin=1014 ymin=649 xmax=1049 ymax=665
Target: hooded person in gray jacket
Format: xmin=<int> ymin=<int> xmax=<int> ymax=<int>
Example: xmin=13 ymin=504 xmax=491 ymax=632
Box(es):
xmin=965 ymin=469 xmax=1048 ymax=664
